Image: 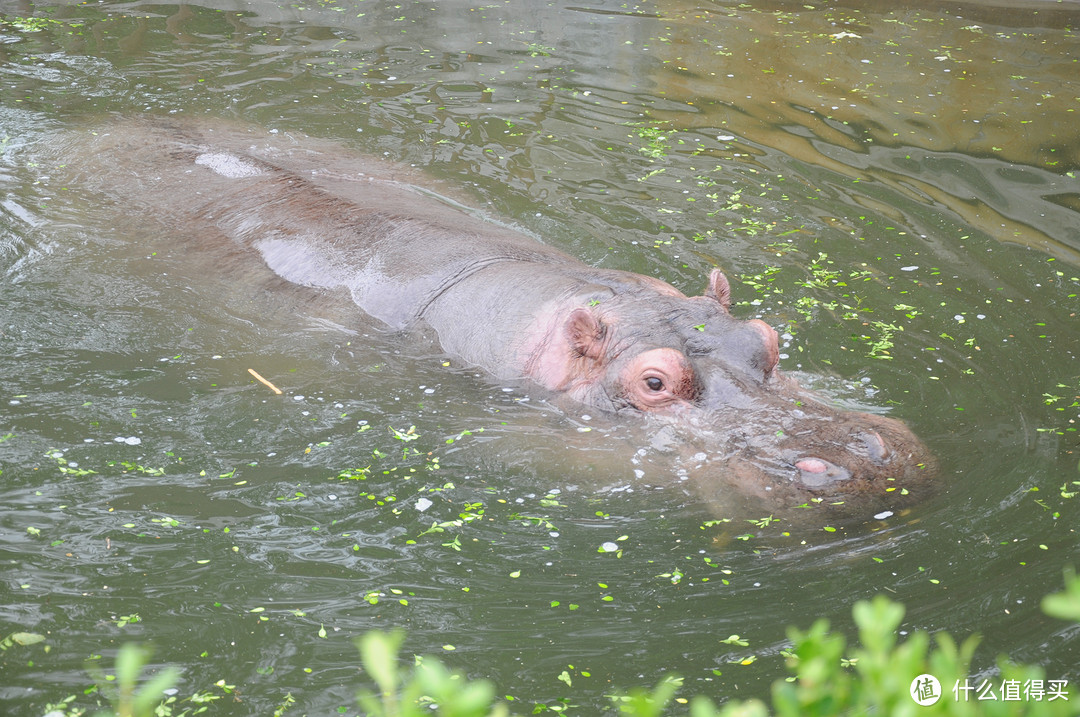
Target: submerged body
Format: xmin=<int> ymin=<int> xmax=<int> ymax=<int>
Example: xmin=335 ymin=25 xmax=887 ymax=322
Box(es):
xmin=57 ymin=117 xmax=934 ymax=505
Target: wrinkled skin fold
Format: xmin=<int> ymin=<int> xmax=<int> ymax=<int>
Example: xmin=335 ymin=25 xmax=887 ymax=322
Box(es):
xmin=53 ymin=117 xmax=936 ymax=506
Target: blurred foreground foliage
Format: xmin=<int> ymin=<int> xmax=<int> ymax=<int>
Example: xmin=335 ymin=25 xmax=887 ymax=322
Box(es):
xmin=36 ymin=569 xmax=1080 ymax=717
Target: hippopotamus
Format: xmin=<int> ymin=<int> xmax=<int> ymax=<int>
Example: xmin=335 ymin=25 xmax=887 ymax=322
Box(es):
xmin=52 ymin=117 xmax=935 ymax=505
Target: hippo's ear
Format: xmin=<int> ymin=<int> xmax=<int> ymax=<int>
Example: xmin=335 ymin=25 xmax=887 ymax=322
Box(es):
xmin=565 ymin=307 xmax=607 ymax=360
xmin=704 ymin=268 xmax=731 ymax=311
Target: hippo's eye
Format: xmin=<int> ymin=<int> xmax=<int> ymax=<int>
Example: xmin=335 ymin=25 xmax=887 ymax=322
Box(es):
xmin=622 ymin=349 xmax=694 ymax=411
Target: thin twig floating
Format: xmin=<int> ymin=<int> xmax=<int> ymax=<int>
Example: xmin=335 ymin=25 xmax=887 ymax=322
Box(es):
xmin=247 ymin=368 xmax=282 ymax=395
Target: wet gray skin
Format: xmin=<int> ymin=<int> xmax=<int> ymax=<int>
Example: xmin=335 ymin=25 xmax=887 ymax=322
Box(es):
xmin=51 ymin=116 xmax=936 ymax=506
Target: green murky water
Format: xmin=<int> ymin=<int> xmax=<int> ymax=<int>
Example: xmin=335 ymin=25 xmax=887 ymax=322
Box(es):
xmin=1 ymin=1 xmax=1078 ymax=714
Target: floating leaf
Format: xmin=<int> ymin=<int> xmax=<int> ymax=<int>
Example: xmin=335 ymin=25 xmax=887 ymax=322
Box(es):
xmin=0 ymin=632 xmax=45 ymax=651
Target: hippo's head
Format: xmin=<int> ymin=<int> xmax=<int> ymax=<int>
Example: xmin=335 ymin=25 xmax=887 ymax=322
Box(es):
xmin=532 ymin=268 xmax=935 ymax=503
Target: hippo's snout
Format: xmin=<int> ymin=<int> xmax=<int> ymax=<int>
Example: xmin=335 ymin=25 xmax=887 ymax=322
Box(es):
xmin=767 ymin=415 xmax=935 ymax=500
xmin=793 ymin=430 xmax=893 ymax=486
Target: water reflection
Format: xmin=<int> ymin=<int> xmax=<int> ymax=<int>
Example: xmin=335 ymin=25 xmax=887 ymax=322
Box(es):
xmin=630 ymin=1 xmax=1080 ymax=261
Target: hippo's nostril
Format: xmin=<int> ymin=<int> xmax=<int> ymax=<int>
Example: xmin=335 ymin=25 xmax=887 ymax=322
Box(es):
xmin=860 ymin=431 xmax=891 ymax=464
xmin=794 ymin=457 xmax=851 ymax=488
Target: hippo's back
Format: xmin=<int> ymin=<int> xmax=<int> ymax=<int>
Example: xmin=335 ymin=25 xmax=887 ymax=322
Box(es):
xmin=54 ymin=116 xmax=579 ymax=329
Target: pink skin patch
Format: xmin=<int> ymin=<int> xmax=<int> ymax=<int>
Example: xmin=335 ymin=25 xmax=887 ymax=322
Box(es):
xmin=747 ymin=319 xmax=780 ymax=376
xmin=795 ymin=458 xmax=829 ymax=474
